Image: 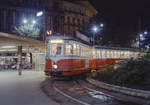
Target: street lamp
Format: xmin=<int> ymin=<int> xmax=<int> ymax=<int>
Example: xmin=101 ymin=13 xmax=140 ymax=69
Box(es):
xmin=37 ymin=11 xmax=43 ymax=17
xmin=139 ymin=33 xmax=143 ymax=49
xmin=140 ymin=34 xmax=143 ymax=37
xmin=92 ymin=26 xmax=98 ymax=45
xmin=92 ymin=24 xmax=104 ymax=45
xmin=32 ymin=20 xmax=36 ymax=24
xmin=23 ymin=19 xmax=28 ymax=24
xmin=36 ymin=11 xmax=46 ymax=40
xmin=144 ymin=31 xmax=148 ymax=35
xmin=100 ymin=23 xmax=104 ymax=28
xmin=93 ymin=26 xmax=98 ymax=33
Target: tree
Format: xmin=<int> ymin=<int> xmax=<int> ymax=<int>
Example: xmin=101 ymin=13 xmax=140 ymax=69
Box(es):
xmin=13 ymin=24 xmax=40 ymax=40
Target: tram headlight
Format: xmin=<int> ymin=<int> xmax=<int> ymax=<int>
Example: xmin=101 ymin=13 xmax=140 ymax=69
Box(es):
xmin=53 ymin=64 xmax=58 ymax=69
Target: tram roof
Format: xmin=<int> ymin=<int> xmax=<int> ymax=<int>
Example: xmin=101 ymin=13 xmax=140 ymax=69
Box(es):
xmin=95 ymin=46 xmax=139 ymax=51
xmin=46 ymin=35 xmax=139 ymax=52
xmin=46 ymin=35 xmax=92 ymax=46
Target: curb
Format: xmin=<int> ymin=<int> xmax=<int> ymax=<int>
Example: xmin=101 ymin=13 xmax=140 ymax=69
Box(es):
xmin=87 ymin=78 xmax=150 ymax=99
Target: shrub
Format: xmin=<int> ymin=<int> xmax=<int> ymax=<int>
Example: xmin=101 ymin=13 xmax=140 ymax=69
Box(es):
xmin=93 ymin=53 xmax=150 ymax=91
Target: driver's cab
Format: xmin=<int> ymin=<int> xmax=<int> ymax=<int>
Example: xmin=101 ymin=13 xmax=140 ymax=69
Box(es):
xmin=48 ymin=39 xmax=64 ymax=56
xmin=46 ymin=36 xmax=80 ymax=58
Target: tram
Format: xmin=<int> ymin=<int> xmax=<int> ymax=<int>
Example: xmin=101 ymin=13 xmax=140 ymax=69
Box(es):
xmin=45 ymin=35 xmax=139 ymax=77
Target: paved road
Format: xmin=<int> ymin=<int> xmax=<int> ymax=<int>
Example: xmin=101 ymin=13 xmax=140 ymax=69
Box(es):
xmin=0 ymin=70 xmax=59 ymax=105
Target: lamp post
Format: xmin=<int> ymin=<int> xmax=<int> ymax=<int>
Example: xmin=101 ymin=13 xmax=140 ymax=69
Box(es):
xmin=139 ymin=33 xmax=143 ymax=49
xmin=92 ymin=24 xmax=104 ymax=45
xmin=36 ymin=11 xmax=46 ymax=41
xmin=92 ymin=26 xmax=98 ymax=45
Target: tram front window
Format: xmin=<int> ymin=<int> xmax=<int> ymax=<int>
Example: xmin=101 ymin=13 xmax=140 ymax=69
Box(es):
xmin=51 ymin=44 xmax=62 ymax=56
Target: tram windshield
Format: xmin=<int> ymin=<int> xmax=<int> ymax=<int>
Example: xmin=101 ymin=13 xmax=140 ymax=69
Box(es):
xmin=50 ymin=44 xmax=62 ymax=56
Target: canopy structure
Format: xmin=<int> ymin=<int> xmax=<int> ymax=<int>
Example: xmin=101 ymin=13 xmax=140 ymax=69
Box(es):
xmin=0 ymin=32 xmax=46 ymax=53
xmin=0 ymin=32 xmax=46 ymax=75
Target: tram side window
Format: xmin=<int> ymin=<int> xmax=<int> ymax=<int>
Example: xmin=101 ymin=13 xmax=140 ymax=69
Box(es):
xmin=114 ymin=51 xmax=117 ymax=58
xmin=101 ymin=50 xmax=105 ymax=59
xmin=120 ymin=51 xmax=124 ymax=58
xmin=118 ymin=51 xmax=121 ymax=58
xmin=73 ymin=43 xmax=80 ymax=56
xmin=81 ymin=46 xmax=85 ymax=57
xmin=51 ymin=44 xmax=62 ymax=56
xmin=96 ymin=50 xmax=98 ymax=58
xmin=73 ymin=44 xmax=77 ymax=56
xmin=110 ymin=51 xmax=113 ymax=58
xmin=77 ymin=45 xmax=80 ymax=56
xmin=65 ymin=44 xmax=73 ymax=55
xmin=99 ymin=50 xmax=102 ymax=59
xmin=113 ymin=51 xmax=116 ymax=58
xmin=105 ymin=51 xmax=108 ymax=58
xmin=99 ymin=50 xmax=101 ymax=59
xmin=81 ymin=46 xmax=84 ymax=57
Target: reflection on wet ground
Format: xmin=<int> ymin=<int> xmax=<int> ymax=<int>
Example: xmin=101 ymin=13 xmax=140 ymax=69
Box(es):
xmin=88 ymin=91 xmax=112 ymax=101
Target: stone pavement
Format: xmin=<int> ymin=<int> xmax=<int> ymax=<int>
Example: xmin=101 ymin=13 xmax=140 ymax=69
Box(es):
xmin=0 ymin=70 xmax=59 ymax=105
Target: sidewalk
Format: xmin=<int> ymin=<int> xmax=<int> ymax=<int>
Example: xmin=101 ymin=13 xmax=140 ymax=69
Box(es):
xmin=0 ymin=70 xmax=59 ymax=105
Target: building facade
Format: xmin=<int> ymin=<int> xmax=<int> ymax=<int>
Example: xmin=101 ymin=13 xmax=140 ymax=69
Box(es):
xmin=0 ymin=0 xmax=97 ymax=40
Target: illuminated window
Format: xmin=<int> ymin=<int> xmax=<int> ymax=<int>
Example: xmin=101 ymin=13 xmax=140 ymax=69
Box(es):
xmin=50 ymin=44 xmax=62 ymax=56
xmin=120 ymin=51 xmax=123 ymax=58
xmin=65 ymin=44 xmax=73 ymax=55
xmin=117 ymin=51 xmax=121 ymax=58
xmin=109 ymin=51 xmax=112 ymax=58
xmin=114 ymin=51 xmax=117 ymax=58
xmin=101 ymin=50 xmax=106 ymax=59
xmin=105 ymin=51 xmax=108 ymax=58
xmin=112 ymin=51 xmax=115 ymax=58
xmin=99 ymin=50 xmax=102 ymax=59
xmin=73 ymin=44 xmax=77 ymax=56
xmin=97 ymin=50 xmax=100 ymax=58
xmin=77 ymin=44 xmax=80 ymax=56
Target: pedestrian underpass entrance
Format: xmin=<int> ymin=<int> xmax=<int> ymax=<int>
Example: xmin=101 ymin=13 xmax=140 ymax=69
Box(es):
xmin=0 ymin=32 xmax=46 ymax=75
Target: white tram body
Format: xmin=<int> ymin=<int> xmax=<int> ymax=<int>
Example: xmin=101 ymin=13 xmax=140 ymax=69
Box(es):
xmin=45 ymin=35 xmax=139 ymax=77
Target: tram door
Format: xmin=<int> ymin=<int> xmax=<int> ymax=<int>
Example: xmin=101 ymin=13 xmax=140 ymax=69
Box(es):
xmin=33 ymin=53 xmax=45 ymax=71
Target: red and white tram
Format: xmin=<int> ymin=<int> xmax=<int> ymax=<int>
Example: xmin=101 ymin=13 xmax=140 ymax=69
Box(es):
xmin=45 ymin=35 xmax=139 ymax=77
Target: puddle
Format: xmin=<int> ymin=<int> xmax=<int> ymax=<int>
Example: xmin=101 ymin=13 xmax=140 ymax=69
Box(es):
xmin=88 ymin=91 xmax=112 ymax=101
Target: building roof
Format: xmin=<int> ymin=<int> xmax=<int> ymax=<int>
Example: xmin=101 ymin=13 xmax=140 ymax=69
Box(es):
xmin=0 ymin=32 xmax=46 ymax=53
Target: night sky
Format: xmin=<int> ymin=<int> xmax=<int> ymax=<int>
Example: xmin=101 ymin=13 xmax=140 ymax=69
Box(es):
xmin=86 ymin=0 xmax=150 ymax=46
xmin=90 ymin=0 xmax=150 ymax=34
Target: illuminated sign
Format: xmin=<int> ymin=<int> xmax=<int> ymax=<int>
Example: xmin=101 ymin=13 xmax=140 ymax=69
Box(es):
xmin=50 ymin=39 xmax=64 ymax=43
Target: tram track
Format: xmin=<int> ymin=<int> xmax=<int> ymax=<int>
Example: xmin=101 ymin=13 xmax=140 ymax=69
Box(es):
xmin=51 ymin=79 xmax=121 ymax=105
xmin=52 ymin=82 xmax=90 ymax=105
xmin=41 ymin=78 xmax=141 ymax=105
xmin=74 ymin=79 xmax=116 ymax=105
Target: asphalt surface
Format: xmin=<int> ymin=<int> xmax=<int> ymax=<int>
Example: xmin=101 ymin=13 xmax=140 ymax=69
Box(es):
xmin=0 ymin=70 xmax=59 ymax=105
xmin=41 ymin=79 xmax=144 ymax=105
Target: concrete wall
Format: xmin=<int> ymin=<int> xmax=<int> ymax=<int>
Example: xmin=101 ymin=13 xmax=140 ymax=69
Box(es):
xmin=87 ymin=78 xmax=150 ymax=99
